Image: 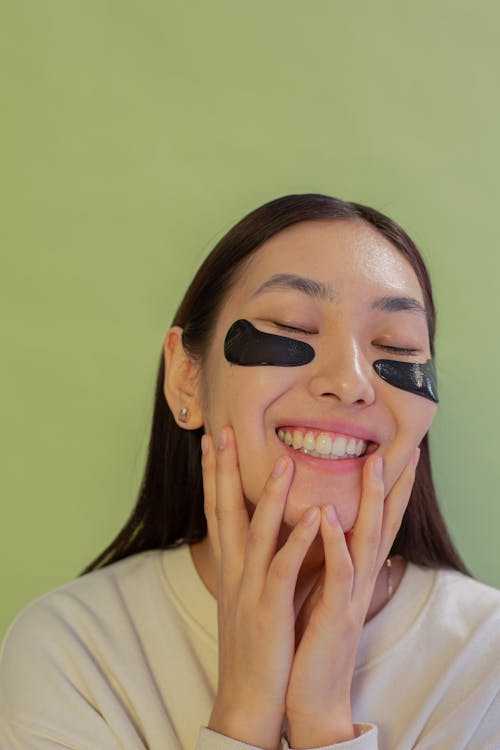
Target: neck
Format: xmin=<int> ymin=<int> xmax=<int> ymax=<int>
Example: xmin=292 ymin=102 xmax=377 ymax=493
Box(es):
xmin=190 ymin=535 xmax=406 ymax=624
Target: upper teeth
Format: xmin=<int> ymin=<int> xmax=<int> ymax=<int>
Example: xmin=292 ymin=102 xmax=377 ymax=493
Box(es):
xmin=277 ymin=428 xmax=367 ymax=459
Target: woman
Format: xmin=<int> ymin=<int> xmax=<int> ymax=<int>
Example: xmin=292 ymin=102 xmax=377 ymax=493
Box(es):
xmin=1 ymin=194 xmax=498 ymax=750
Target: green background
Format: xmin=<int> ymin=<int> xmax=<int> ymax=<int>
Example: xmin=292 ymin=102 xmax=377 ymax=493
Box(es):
xmin=1 ymin=1 xmax=499 ymax=641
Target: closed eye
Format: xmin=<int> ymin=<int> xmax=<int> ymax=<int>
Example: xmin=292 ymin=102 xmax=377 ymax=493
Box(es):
xmin=378 ymin=345 xmax=421 ymax=356
xmin=273 ymin=322 xmax=316 ymax=335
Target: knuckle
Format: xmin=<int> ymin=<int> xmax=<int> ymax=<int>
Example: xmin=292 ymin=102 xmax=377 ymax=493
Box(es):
xmin=260 ymin=477 xmax=280 ymax=503
xmin=363 ymin=529 xmax=380 ymax=548
xmin=290 ymin=520 xmax=315 ymax=547
xmin=269 ymin=557 xmax=293 ymax=582
xmin=215 ymin=504 xmax=233 ymax=522
xmin=399 ymin=472 xmax=415 ymax=495
xmin=340 ymin=610 xmax=358 ymax=636
xmin=246 ymin=525 xmax=267 ymax=549
xmin=203 ymin=485 xmax=214 ymax=505
xmin=215 ymin=505 xmax=246 ymax=525
xmin=204 ymin=499 xmax=215 ymax=519
xmin=253 ymin=607 xmax=271 ymax=632
xmin=335 ymin=559 xmax=354 ymax=585
xmin=351 ymin=526 xmax=379 ymax=549
xmin=386 ymin=516 xmax=403 ymax=538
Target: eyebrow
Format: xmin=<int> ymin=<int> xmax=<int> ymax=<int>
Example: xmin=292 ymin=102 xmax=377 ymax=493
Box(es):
xmin=250 ymin=273 xmax=426 ymax=317
xmin=371 ymin=295 xmax=426 ymax=316
xmin=250 ymin=273 xmax=335 ymax=302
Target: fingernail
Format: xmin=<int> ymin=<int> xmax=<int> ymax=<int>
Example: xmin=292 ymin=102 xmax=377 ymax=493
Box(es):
xmin=373 ymin=456 xmax=383 ymax=479
xmin=217 ymin=428 xmax=227 ymax=451
xmin=303 ymin=506 xmax=320 ymax=526
xmin=201 ymin=435 xmax=208 ymax=455
xmin=325 ymin=505 xmax=337 ymax=525
xmin=272 ymin=456 xmax=287 ymax=477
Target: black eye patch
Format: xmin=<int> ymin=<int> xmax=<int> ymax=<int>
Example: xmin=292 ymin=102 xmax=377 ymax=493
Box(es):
xmin=373 ymin=359 xmax=439 ymax=403
xmin=224 ymin=319 xmax=315 ymax=366
xmin=223 ymin=319 xmax=438 ymax=403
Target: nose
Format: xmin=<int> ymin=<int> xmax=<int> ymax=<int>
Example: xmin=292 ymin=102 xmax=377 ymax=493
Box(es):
xmin=307 ymin=337 xmax=376 ymax=406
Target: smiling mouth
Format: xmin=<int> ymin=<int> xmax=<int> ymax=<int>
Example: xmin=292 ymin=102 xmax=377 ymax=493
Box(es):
xmin=277 ymin=427 xmax=374 ymax=460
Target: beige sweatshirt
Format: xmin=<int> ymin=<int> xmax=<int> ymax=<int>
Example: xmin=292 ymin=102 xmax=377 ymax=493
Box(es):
xmin=0 ymin=546 xmax=498 ymax=750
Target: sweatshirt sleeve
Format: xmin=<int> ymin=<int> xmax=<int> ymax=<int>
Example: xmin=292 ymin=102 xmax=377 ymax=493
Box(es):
xmin=281 ymin=724 xmax=378 ymax=750
xmin=196 ymin=725 xmax=378 ymax=750
xmin=196 ymin=727 xmax=267 ymax=749
xmin=0 ymin=598 xmax=175 ymax=750
xmin=461 ymin=687 xmax=500 ymax=750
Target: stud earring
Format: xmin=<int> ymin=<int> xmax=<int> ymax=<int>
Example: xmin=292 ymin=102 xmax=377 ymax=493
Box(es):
xmin=178 ymin=407 xmax=190 ymax=424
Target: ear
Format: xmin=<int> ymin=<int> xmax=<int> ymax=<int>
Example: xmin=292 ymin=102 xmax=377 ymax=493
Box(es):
xmin=163 ymin=327 xmax=204 ymax=430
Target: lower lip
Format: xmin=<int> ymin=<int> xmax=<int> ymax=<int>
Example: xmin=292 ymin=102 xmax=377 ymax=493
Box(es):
xmin=280 ymin=442 xmax=370 ymax=474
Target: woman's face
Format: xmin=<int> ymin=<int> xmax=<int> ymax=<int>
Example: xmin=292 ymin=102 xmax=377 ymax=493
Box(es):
xmin=199 ymin=219 xmax=437 ymax=532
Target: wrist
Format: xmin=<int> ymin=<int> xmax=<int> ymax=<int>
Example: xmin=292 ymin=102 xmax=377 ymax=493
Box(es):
xmin=209 ymin=702 xmax=284 ymax=750
xmin=286 ymin=709 xmax=354 ymax=749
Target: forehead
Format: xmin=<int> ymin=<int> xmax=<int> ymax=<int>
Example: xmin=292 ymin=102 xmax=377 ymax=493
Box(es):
xmin=233 ymin=219 xmax=424 ymax=304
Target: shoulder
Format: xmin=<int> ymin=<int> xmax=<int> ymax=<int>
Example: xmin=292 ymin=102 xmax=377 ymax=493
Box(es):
xmin=0 ymin=549 xmax=175 ymax=709
xmin=428 ymin=567 xmax=500 ymax=625
xmin=361 ymin=564 xmax=499 ymax=669
xmin=356 ymin=566 xmax=500 ymax=745
xmin=405 ymin=564 xmax=500 ymax=644
xmin=0 ymin=547 xmax=202 ymax=746
xmin=1 ymin=546 xmax=197 ymax=649
xmin=2 ymin=549 xmax=163 ymax=639
xmin=413 ymin=566 xmax=500 ymax=682
xmin=416 ymin=569 xmax=500 ymax=738
xmin=0 ymin=544 xmax=207 ymax=679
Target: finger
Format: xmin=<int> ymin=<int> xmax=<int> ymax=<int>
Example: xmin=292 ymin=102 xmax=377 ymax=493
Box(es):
xmin=320 ymin=505 xmax=353 ymax=610
xmin=295 ymin=567 xmax=325 ymax=643
xmin=376 ymin=447 xmax=419 ymax=568
xmin=240 ymin=455 xmax=294 ymax=591
xmin=201 ymin=433 xmax=221 ymax=563
xmin=215 ymin=426 xmax=250 ymax=572
xmin=349 ymin=455 xmax=385 ymax=595
xmin=263 ymin=506 xmax=321 ymax=608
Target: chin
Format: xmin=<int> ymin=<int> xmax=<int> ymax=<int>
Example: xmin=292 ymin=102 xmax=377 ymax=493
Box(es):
xmin=282 ymin=471 xmax=362 ymax=532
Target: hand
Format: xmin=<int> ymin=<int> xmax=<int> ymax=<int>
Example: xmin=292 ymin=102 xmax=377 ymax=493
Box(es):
xmin=201 ymin=426 xmax=321 ymax=750
xmin=285 ymin=449 xmax=420 ymax=748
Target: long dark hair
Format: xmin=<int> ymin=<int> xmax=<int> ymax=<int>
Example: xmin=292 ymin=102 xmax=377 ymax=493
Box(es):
xmin=82 ymin=194 xmax=468 ymax=575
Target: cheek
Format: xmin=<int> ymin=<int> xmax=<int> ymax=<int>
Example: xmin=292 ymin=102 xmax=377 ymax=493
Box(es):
xmin=226 ymin=366 xmax=298 ymax=420
xmin=202 ymin=363 xmax=297 ymax=467
xmin=383 ymin=396 xmax=437 ymax=491
xmin=228 ymin=369 xmax=301 ymax=503
xmin=406 ymin=397 xmax=438 ymax=442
